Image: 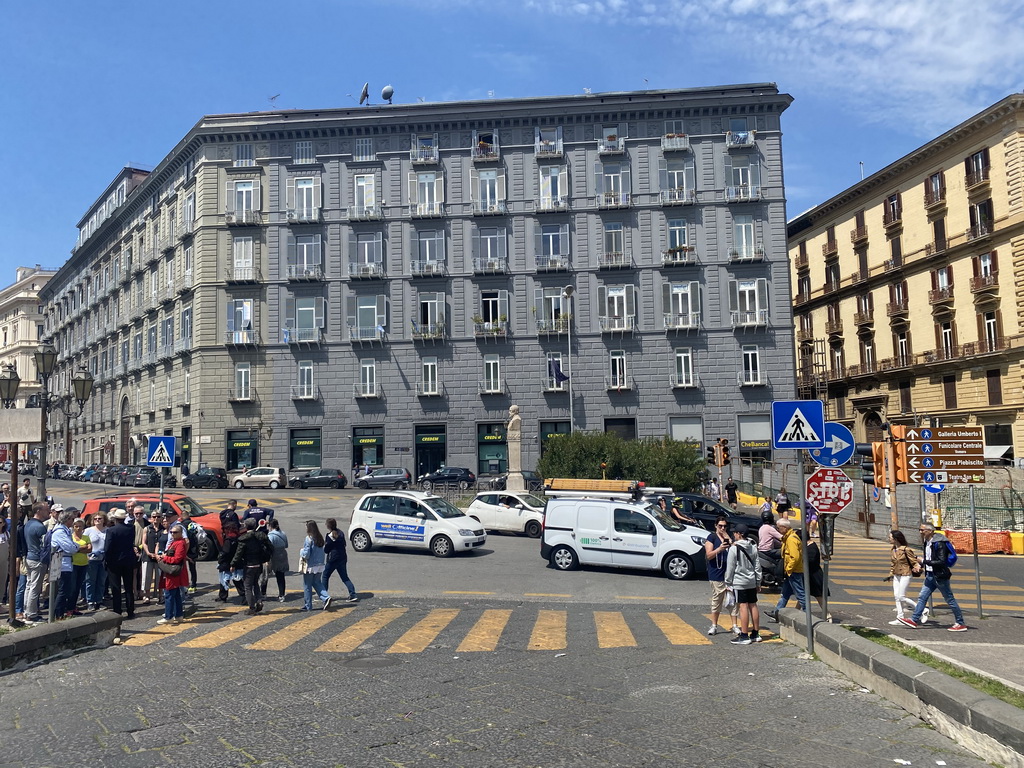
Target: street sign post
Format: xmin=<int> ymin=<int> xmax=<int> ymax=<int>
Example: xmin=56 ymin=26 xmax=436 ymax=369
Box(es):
xmin=147 ymin=435 xmax=177 ymax=518
xmin=771 ymin=400 xmax=825 ymax=450
xmin=809 ymin=422 xmax=855 ymax=468
xmin=805 ymin=467 xmax=855 ymax=515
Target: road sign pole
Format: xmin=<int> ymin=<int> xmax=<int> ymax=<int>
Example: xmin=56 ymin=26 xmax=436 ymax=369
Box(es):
xmin=886 ymin=436 xmax=900 ymax=530
xmin=797 ymin=455 xmax=814 ymax=652
xmin=969 ymin=484 xmax=983 ymax=619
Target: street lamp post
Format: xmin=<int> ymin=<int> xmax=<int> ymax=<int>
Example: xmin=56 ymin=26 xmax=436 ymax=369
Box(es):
xmin=561 ymin=285 xmax=575 ymax=433
xmin=0 ymin=362 xmax=23 ymax=627
xmin=34 ymin=342 xmax=94 ymax=501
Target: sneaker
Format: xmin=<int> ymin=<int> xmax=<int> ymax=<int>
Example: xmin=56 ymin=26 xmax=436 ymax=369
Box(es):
xmin=889 ymin=619 xmax=905 ymax=625
xmin=731 ymin=625 xmax=742 ymax=636
xmin=345 ymin=595 xmax=360 ymax=603
xmin=278 ymin=596 xmax=286 ymax=603
xmin=172 ymin=618 xmax=182 ymax=625
xmin=322 ymin=597 xmax=333 ymax=611
xmin=300 ymin=606 xmax=312 ymax=611
xmin=947 ymin=623 xmax=968 ymax=632
xmin=156 ymin=618 xmax=170 ymax=625
xmin=751 ymin=633 xmax=764 ymax=643
xmin=707 ymin=625 xmax=719 ymax=636
xmin=764 ymin=610 xmax=779 ymax=623
xmin=897 ymin=617 xmax=917 ymax=629
xmin=730 ymin=634 xmax=752 ymax=645
xmin=921 ymin=608 xmax=930 ymax=624
xmin=255 ymin=602 xmax=263 ymax=613
xmin=26 ymin=615 xmax=43 ymax=623
xmin=187 ymin=587 xmax=197 ymax=595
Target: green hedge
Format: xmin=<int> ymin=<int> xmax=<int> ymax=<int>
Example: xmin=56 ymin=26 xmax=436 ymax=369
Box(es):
xmin=536 ymin=432 xmax=704 ymax=492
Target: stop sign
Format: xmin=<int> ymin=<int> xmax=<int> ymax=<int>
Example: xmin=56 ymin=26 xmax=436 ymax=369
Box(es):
xmin=805 ymin=467 xmax=854 ymax=515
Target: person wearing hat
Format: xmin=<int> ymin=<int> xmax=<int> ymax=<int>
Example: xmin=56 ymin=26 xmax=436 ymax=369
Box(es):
xmin=104 ymin=508 xmax=139 ymax=620
xmin=725 ymin=524 xmax=764 ymax=645
xmin=242 ymin=499 xmax=273 ymax=525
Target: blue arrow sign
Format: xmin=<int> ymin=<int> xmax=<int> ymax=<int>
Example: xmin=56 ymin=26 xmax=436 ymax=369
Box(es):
xmin=923 ymin=483 xmax=946 ymax=494
xmin=147 ymin=435 xmax=176 ymax=467
xmin=771 ymin=400 xmax=826 ymax=450
xmin=809 ymin=422 xmax=856 ymax=468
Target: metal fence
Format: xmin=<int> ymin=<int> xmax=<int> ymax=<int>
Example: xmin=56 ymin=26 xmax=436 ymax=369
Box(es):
xmin=940 ymin=486 xmax=1024 ymax=532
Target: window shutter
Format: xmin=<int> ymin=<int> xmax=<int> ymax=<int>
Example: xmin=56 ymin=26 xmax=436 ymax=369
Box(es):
xmin=314 ymin=178 xmax=322 ymax=209
xmin=436 ymin=296 xmax=446 ymax=327
xmin=895 ymin=192 xmax=901 ymax=217
xmin=991 ymin=250 xmax=999 ymax=272
xmin=474 ymin=228 xmax=483 ymax=260
xmin=348 ymin=231 xmax=357 ymax=263
xmin=930 ymin=270 xmax=937 ymax=290
xmin=951 ymin=320 xmax=958 ymax=347
xmin=593 ymin=162 xmax=604 ymax=195
xmin=598 ymin=285 xmax=607 ymax=316
xmin=684 ymin=157 xmax=696 ymax=191
xmin=497 ymin=228 xmax=507 ymax=259
xmin=252 ymin=180 xmax=261 ymax=211
xmin=888 ymin=284 xmax=895 ymax=303
xmin=434 ymin=173 xmax=444 ymax=204
xmin=662 ymin=281 xmax=671 ymax=315
xmin=749 ymin=160 xmax=761 ymax=188
xmin=964 ymin=155 xmax=971 ymax=176
xmin=498 ymin=290 xmax=509 ymax=319
xmin=658 ymin=158 xmax=668 ymax=191
xmin=472 ymin=129 xmax=479 ymax=146
xmin=933 ymin=323 xmax=941 ymax=351
xmin=922 ymin=178 xmax=928 ymax=197
xmin=226 ymin=302 xmax=235 ymax=332
xmin=756 ymin=279 xmax=769 ymax=313
xmin=408 ymin=171 xmax=418 ymax=205
xmin=539 ymin=168 xmax=550 ymax=200
xmin=625 ymin=284 xmax=636 ymax=318
xmin=983 ymin=147 xmax=990 ymax=167
xmin=373 ymin=232 xmax=383 ymax=263
xmin=286 ymin=178 xmax=295 ymax=210
xmin=315 ymin=297 xmax=325 ymax=329
xmin=376 ymin=295 xmax=387 ymax=330
xmin=470 ymin=168 xmax=479 ymax=203
xmin=689 ymin=281 xmax=701 ymax=314
xmin=534 ymin=286 xmax=543 ymax=316
xmin=284 ymin=296 xmax=295 ymax=329
xmin=225 ymin=181 xmax=235 ymax=213
xmin=346 ymin=296 xmax=356 ymax=329
xmin=946 ymin=266 xmax=954 ymax=288
xmin=313 ymin=234 xmax=323 ymax=265
xmin=497 ymin=168 xmax=506 ymax=202
xmin=723 ymin=155 xmax=732 ymax=186
xmin=939 ymin=172 xmax=946 ymax=196
xmin=559 ymin=223 xmax=569 ymax=255
xmin=534 ymin=126 xmax=541 ymax=146
xmin=557 ymin=166 xmax=568 ymax=199
xmin=621 ymin=165 xmax=631 ymax=194
xmin=555 ymin=126 xmax=563 ymax=144
xmin=728 ymin=280 xmax=739 ymax=313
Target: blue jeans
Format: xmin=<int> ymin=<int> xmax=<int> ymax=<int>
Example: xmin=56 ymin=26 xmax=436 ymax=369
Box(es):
xmin=72 ymin=565 xmax=88 ymax=605
xmin=323 ymin=560 xmax=356 ymax=598
xmin=163 ymin=587 xmax=183 ymax=619
xmin=15 ymin=573 xmax=25 ymax=614
xmin=55 ymin=571 xmax=76 ymax=617
xmin=86 ymin=560 xmax=107 ymax=605
xmin=912 ymin=574 xmax=964 ymax=624
xmin=303 ymin=571 xmax=329 ymax=610
xmin=774 ymin=573 xmax=806 ymax=612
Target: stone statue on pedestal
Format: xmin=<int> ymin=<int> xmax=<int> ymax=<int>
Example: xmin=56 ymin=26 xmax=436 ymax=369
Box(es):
xmin=506 ymin=404 xmax=525 ymax=491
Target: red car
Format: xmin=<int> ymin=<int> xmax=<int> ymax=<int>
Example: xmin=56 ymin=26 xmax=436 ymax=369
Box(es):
xmin=80 ymin=493 xmax=224 ymax=560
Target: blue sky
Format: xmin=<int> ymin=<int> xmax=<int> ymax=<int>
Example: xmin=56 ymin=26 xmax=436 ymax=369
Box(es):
xmin=2 ymin=0 xmax=1022 ymax=277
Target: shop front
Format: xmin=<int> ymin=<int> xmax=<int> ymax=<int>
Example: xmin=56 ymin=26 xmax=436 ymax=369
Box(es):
xmin=291 ymin=428 xmax=322 ymax=470
xmin=539 ymin=420 xmax=571 ymax=456
xmin=477 ymin=423 xmax=507 ymax=476
xmin=227 ymin=430 xmax=258 ymax=471
xmin=415 ymin=425 xmax=446 ymax=476
xmin=738 ymin=415 xmax=772 ymax=463
xmin=353 ymin=426 xmax=384 ymax=470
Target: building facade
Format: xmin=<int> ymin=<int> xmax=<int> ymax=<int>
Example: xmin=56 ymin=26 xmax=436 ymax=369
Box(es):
xmin=42 ymin=85 xmax=794 ymax=476
xmin=788 ymin=94 xmax=1024 ymax=461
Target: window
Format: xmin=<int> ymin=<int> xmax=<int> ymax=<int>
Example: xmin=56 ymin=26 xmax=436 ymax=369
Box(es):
xmin=297 ymin=361 xmax=314 ymax=399
xmin=412 ymin=133 xmax=438 ymax=162
xmin=899 ymin=380 xmax=912 ymax=413
xmin=602 ymin=223 xmax=625 ymax=262
xmin=674 ymin=348 xmax=694 ymax=388
xmin=478 ymin=289 xmax=509 ymax=330
xmin=938 ymin=321 xmax=956 ymax=358
xmin=482 ymin=355 xmax=501 ymax=393
xmin=535 ymin=223 xmax=568 ymax=269
xmin=183 ymin=371 xmax=191 ymax=404
xmin=933 ymin=265 xmax=951 ymax=291
xmin=350 ymin=232 xmax=384 ymax=273
xmin=539 ymin=165 xmax=568 ymax=209
xmin=608 ymin=350 xmax=628 ymax=389
xmin=227 ymin=180 xmax=259 ymax=220
xmin=925 ymin=171 xmax=945 ymax=206
xmin=289 ymin=234 xmax=322 ymax=277
xmin=284 ymin=296 xmax=325 ymax=342
xmin=724 ymin=155 xmax=760 ymax=201
xmin=859 ymin=338 xmax=874 ymax=370
xmin=234 ymin=144 xmax=254 ymax=167
xmin=728 ymin=278 xmax=769 ymax=326
xmin=147 ymin=324 xmax=157 ymax=354
xmin=347 ymin=295 xmax=388 ymax=341
xmin=183 ymin=244 xmax=193 ymax=275
xmin=288 ymin=177 xmax=319 ymax=219
xmin=665 ymin=119 xmax=685 ymax=136
xmin=413 ymin=229 xmax=445 ymax=272
xmin=535 ymin=126 xmax=563 ymax=155
xmin=420 ymin=356 xmax=439 ymax=395
xmin=595 ymin=162 xmax=630 ymax=205
xmin=181 ymin=307 xmax=192 ymax=341
xmin=731 ymin=214 xmax=760 ymax=260
xmin=416 ymin=292 xmax=445 ymax=337
xmin=472 ymin=168 xmax=505 ymax=213
xmin=545 ymin=352 xmax=567 ymax=391
xmin=359 ymin=361 xmax=377 ymax=397
xmin=231 ymin=236 xmax=254 ymax=280
xmin=977 ymin=251 xmax=997 ymax=278
xmin=982 ymin=310 xmax=999 ymax=351
xmin=965 ymin=148 xmax=990 ymax=185
xmin=741 ymin=346 xmax=761 ymax=385
xmin=659 ymin=157 xmax=695 ymax=203
xmin=987 ymin=369 xmax=1002 ymax=406
xmin=667 ymin=218 xmax=689 ymax=252
xmin=355 ymin=137 xmax=374 ymax=162
xmin=895 ymin=331 xmax=910 ymax=366
xmin=133 ymin=332 xmax=142 ymax=360
xmin=353 ymin=174 xmax=377 ymax=216
xmin=473 ymin=226 xmax=507 ymax=269
xmin=410 ymin=170 xmax=443 ymax=216
xmin=227 ymin=299 xmax=254 ymax=343
xmin=943 ymin=375 xmax=957 ymax=409
xmin=161 ymin=317 xmax=174 ymax=349
xmin=968 ymin=199 xmax=994 ymax=238
xmin=472 ymin=129 xmax=498 ymax=159
xmin=234 ymin=363 xmax=251 ymax=400
xmin=663 ymin=281 xmax=700 ymax=329
xmin=597 ymin=284 xmax=637 ymax=331
xmin=535 ymin=286 xmax=569 ymax=332
xmin=294 ymin=141 xmax=314 ymax=164
xmin=884 ymin=192 xmax=902 ymax=224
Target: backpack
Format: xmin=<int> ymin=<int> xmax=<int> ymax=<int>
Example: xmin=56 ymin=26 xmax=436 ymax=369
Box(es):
xmin=945 ymin=541 xmax=958 ymax=568
xmin=40 ymin=528 xmax=54 ymax=568
xmin=258 ymin=532 xmax=274 ymax=563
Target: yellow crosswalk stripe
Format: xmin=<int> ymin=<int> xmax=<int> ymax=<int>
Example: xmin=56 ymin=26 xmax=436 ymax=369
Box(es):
xmin=179 ymin=612 xmax=284 ymax=648
xmin=124 ymin=606 xmax=247 ymax=647
xmin=594 ymin=611 xmax=637 ymax=648
xmin=248 ymin=609 xmax=353 ymax=651
xmin=386 ymin=609 xmax=460 ymax=653
xmin=833 ymin=578 xmax=1024 ymax=592
xmin=703 ymin=613 xmax=781 ymax=642
xmin=528 ymin=609 xmax=567 ymax=650
xmin=316 ymin=607 xmax=407 ymax=653
xmin=457 ymin=609 xmax=513 ymax=652
xmin=649 ymin=612 xmax=712 ymax=645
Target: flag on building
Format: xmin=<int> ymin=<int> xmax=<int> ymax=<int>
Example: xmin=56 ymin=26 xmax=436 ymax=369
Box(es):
xmin=548 ymin=359 xmax=570 ymax=384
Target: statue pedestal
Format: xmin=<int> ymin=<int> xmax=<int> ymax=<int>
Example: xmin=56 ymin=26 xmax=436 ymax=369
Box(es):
xmin=505 ymin=471 xmax=525 ymax=492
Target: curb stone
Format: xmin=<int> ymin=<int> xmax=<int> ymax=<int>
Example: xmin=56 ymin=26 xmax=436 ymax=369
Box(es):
xmin=0 ymin=612 xmax=121 ymax=674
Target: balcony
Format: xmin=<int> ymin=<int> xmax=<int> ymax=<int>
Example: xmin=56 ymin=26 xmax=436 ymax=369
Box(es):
xmin=472 ymin=142 xmax=499 ymax=163
xmin=227 ymin=389 xmax=255 ymax=403
xmin=354 ymin=383 xmax=381 ymax=398
xmin=821 ymin=240 xmax=838 ymax=258
xmin=670 ymin=374 xmax=699 ymax=389
xmin=825 ymin=319 xmax=843 ymax=336
xmin=225 ymin=209 xmax=262 ymax=226
xmin=925 ymin=238 xmax=947 ymax=256
xmin=174 ymin=337 xmax=192 ymax=355
xmin=729 ymin=244 xmax=765 ymax=262
xmin=660 ymin=188 xmax=695 ymax=205
xmin=605 ymin=376 xmax=634 ymax=392
xmin=664 ymin=312 xmax=700 ymax=331
xmin=348 ymin=205 xmax=383 ymax=221
xmin=598 ymin=251 xmax=632 ymax=269
xmin=113 ymin=362 xmax=126 ymax=378
xmin=536 ymin=254 xmax=570 ymax=271
xmin=970 ymin=272 xmax=999 ymax=294
xmin=286 ymin=264 xmax=325 ymax=281
xmin=662 ymin=247 xmax=696 ymax=266
xmin=846 ymin=362 xmax=877 ymax=377
xmin=479 ymin=379 xmax=505 ymax=395
xmin=922 ymin=346 xmax=960 ymax=363
xmin=537 ymin=317 xmax=569 ymax=335
xmin=731 ymin=310 xmax=769 ymax=328
xmin=597 ymin=192 xmax=630 ymax=209
xmin=928 ymin=286 xmax=954 ymax=305
xmin=177 ymin=271 xmax=194 ymax=294
xmin=542 ymin=378 xmax=568 ymax=393
xmin=598 ymin=135 xmax=625 ymax=154
xmin=854 ymin=310 xmax=874 ymax=326
xmin=349 ymin=262 xmax=386 ymax=279
xmin=737 ymin=372 xmax=765 ymax=386
xmin=878 ymin=355 xmax=911 ymax=371
xmin=416 ymin=382 xmax=443 ymax=397
xmin=661 ymin=134 xmax=691 ymax=152
xmin=535 ymin=138 xmax=563 ymax=158
xmin=851 ymin=270 xmax=867 ymax=285
xmin=283 ymin=328 xmax=323 ymax=345
xmin=794 ymin=252 xmax=808 ymax=270
xmin=823 ymin=280 xmax=840 ymax=295
xmin=725 ymin=185 xmax=761 ymax=204
xmin=794 ymin=292 xmax=810 ymax=306
xmin=924 ymin=188 xmax=946 ymax=210
xmin=411 ymin=321 xmax=445 ymax=341
xmin=725 ymin=131 xmax=755 ymax=149
xmin=410 ymin=145 xmax=439 ymax=164
xmin=882 ymin=210 xmax=902 ymax=230
xmin=965 ymin=166 xmax=990 ymax=191
xmin=472 ymin=200 xmax=508 ymax=216
xmin=142 ymin=350 xmax=157 ymax=367
xmin=796 ymin=329 xmax=814 ymax=343
xmin=287 ymin=207 xmax=321 ymax=224
xmin=883 ymin=258 xmax=903 ymax=274
xmin=536 ymin=196 xmax=569 ymax=213
xmin=160 ymin=284 xmax=176 ymax=304
xmin=225 ymin=265 xmax=262 ymax=283
xmin=144 ymin=245 xmax=160 ymax=265
xmin=886 ymin=299 xmax=909 ymax=317
xmin=599 ymin=316 xmax=636 ymax=333
xmin=157 ymin=344 xmax=175 ymax=361
xmin=349 ymin=326 xmax=385 ymax=344
xmin=224 ymin=330 xmax=260 ymax=347
xmin=966 ymin=223 xmax=991 ymax=242
xmin=977 ymin=337 xmax=1007 ymax=354
xmin=159 ymin=234 xmax=176 ymax=253
xmin=473 ymin=257 xmax=508 ymax=274
xmin=411 ymin=202 xmax=444 ymax=218
xmin=850 ymin=226 xmax=868 ymax=245
xmin=410 ymin=260 xmax=447 ymax=277
xmin=473 ymin=320 xmax=508 ymax=339
xmin=291 ymin=385 xmax=321 ymax=401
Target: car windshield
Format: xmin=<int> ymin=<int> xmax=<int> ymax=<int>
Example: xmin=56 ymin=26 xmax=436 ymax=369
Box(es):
xmin=519 ymin=494 xmax=546 ymax=508
xmin=645 ymin=503 xmax=685 ymax=532
xmin=175 ymin=497 xmax=212 ymax=518
xmin=421 ymin=496 xmax=467 ymax=519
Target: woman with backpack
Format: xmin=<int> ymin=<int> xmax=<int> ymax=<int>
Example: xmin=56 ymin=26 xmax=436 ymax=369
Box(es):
xmin=884 ymin=530 xmax=923 ymax=625
xmin=264 ymin=519 xmax=290 ymax=603
xmin=298 ymin=520 xmax=332 ymax=612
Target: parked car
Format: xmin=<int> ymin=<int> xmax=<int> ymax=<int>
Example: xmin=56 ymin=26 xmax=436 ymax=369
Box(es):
xmin=182 ymin=467 xmax=229 ymax=489
xmin=487 ymin=470 xmax=543 ymax=492
xmin=80 ymin=493 xmax=222 ymax=559
xmin=419 ymin=467 xmax=476 ymax=491
xmin=354 ymin=467 xmax=412 ymax=490
xmin=131 ymin=466 xmax=177 ymax=488
xmin=465 ymin=491 xmax=546 ymax=538
xmin=659 ymin=493 xmax=763 ymax=535
xmin=113 ymin=465 xmax=137 ymax=486
xmin=348 ymin=490 xmax=487 ymax=557
xmin=91 ymin=465 xmax=110 ymax=483
xmin=232 ymin=466 xmax=286 ymax=489
xmin=289 ymin=468 xmax=348 ymax=489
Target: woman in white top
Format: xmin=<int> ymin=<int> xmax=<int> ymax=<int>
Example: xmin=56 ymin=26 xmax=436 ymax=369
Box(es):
xmin=84 ymin=512 xmax=109 ymax=610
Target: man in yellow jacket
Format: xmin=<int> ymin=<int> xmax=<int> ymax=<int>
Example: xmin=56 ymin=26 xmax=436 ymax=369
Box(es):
xmin=765 ymin=518 xmax=806 ymax=621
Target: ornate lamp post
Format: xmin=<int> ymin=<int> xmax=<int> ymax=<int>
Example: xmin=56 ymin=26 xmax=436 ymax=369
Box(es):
xmin=34 ymin=341 xmax=94 ymax=500
xmin=0 ymin=362 xmax=22 ymax=627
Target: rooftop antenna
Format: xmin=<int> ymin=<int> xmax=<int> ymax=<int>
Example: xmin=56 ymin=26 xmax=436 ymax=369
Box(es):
xmin=488 ymin=90 xmax=495 ymax=98
xmin=417 ymin=96 xmax=426 ymax=103
xmin=381 ymin=84 xmax=394 ymax=104
xmin=859 ymin=161 xmax=865 ymax=180
xmin=359 ymin=82 xmax=370 ymax=106
xmin=268 ymin=93 xmax=280 ymax=108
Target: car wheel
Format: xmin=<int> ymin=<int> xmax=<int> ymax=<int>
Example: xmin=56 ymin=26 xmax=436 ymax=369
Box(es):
xmin=421 ymin=481 xmax=432 ymax=492
xmin=357 ymin=480 xmax=369 ymax=489
xmin=183 ymin=480 xmax=194 ymax=489
xmin=350 ymin=530 xmax=372 ymax=552
xmin=458 ymin=480 xmax=469 ymax=490
xmin=269 ymin=481 xmax=280 ymax=489
xmin=430 ymin=534 xmax=454 ymax=558
xmin=329 ymin=480 xmax=340 ymax=489
xmin=198 ymin=537 xmax=217 ymax=561
xmin=550 ymin=545 xmax=578 ymax=571
xmin=234 ymin=480 xmax=244 ymax=489
xmin=662 ymin=552 xmax=695 ymax=581
xmin=524 ymin=520 xmax=542 ymax=539
xmin=392 ymin=481 xmax=403 ymax=489
xmin=219 ymin=480 xmax=229 ymax=489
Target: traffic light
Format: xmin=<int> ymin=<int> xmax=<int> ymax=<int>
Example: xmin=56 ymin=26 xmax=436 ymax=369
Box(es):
xmin=856 ymin=442 xmax=881 ymax=485
xmin=888 ymin=425 xmax=909 ymax=483
xmin=720 ymin=439 xmax=731 ymax=466
xmin=706 ymin=445 xmax=716 ymax=464
xmin=872 ymin=441 xmax=888 ymax=487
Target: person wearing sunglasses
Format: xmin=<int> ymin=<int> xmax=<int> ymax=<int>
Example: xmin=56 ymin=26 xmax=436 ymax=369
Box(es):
xmin=704 ymin=516 xmax=739 ymax=636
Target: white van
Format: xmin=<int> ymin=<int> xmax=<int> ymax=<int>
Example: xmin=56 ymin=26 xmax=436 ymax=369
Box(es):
xmin=349 ymin=490 xmax=487 ymax=558
xmin=465 ymin=491 xmax=546 ymax=538
xmin=541 ymin=497 xmax=709 ymax=580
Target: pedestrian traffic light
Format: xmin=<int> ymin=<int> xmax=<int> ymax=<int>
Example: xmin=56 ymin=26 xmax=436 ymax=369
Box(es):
xmin=706 ymin=445 xmax=716 ymax=464
xmin=720 ymin=439 xmax=731 ymax=466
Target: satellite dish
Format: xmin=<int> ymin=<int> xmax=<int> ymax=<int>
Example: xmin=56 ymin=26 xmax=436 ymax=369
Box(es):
xmin=381 ymin=85 xmax=394 ymax=104
xmin=359 ymin=82 xmax=369 ymax=105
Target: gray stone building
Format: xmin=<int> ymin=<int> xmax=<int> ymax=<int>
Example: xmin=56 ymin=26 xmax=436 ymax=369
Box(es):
xmin=41 ymin=84 xmax=795 ymax=477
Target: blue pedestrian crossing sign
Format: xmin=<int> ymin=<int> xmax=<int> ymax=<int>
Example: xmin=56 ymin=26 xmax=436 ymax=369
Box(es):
xmin=771 ymin=400 xmax=826 ymax=450
xmin=147 ymin=435 xmax=176 ymax=467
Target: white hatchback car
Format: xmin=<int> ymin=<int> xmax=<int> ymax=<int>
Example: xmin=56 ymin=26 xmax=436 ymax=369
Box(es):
xmin=465 ymin=491 xmax=546 ymax=538
xmin=348 ymin=491 xmax=487 ymax=557
xmin=232 ymin=467 xmax=287 ymax=489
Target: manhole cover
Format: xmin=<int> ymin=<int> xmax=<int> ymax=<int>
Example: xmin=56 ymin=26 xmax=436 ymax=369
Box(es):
xmin=337 ymin=655 xmax=400 ymax=669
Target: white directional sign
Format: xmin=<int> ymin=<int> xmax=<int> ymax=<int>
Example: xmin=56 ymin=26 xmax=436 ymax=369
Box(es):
xmin=902 ymin=426 xmax=985 ymax=484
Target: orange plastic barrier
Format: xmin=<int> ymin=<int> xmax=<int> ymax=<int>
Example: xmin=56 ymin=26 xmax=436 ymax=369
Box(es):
xmin=944 ymin=529 xmax=1013 ymax=554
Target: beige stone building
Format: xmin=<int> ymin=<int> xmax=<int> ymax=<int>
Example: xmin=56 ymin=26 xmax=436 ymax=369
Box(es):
xmin=788 ymin=94 xmax=1024 ymax=462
